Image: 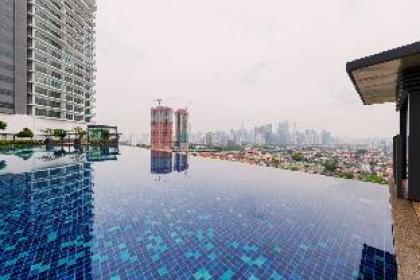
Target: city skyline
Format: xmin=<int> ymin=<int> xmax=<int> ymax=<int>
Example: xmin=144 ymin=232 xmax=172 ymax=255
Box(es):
xmin=126 ymin=118 xmax=391 ymax=147
xmin=95 ymin=0 xmax=419 ymax=138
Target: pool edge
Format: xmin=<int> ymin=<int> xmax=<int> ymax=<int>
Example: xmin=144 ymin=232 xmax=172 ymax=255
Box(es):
xmin=389 ymin=181 xmax=420 ymax=280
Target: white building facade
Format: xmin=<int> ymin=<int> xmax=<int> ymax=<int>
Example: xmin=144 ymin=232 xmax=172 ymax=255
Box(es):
xmin=0 ymin=0 xmax=97 ymax=133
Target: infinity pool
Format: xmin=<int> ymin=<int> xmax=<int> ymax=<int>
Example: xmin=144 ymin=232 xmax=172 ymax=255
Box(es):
xmin=0 ymin=146 xmax=396 ymax=279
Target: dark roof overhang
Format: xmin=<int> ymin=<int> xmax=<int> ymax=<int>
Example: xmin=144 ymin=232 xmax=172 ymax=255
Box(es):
xmin=346 ymin=41 xmax=420 ymax=106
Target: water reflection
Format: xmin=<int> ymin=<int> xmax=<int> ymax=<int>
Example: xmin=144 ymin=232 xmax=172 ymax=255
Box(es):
xmin=86 ymin=145 xmax=120 ymax=162
xmin=0 ymin=160 xmax=6 ymax=171
xmin=0 ymin=161 xmax=94 ymax=279
xmin=0 ymin=147 xmax=84 ymax=175
xmin=0 ymin=146 xmax=120 ymax=177
xmin=357 ymin=244 xmax=397 ymax=280
xmin=13 ymin=149 xmax=35 ymax=160
xmin=150 ymin=150 xmax=189 ymax=174
xmin=174 ymin=152 xmax=189 ymax=172
xmin=150 ymin=150 xmax=173 ymax=174
xmin=0 ymin=147 xmax=396 ymax=279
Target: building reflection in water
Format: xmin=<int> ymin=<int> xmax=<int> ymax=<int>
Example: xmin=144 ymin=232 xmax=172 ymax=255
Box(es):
xmin=150 ymin=150 xmax=189 ymax=174
xmin=86 ymin=145 xmax=120 ymax=162
xmin=357 ymin=244 xmax=397 ymax=280
xmin=151 ymin=150 xmax=173 ymax=174
xmin=0 ymin=161 xmax=94 ymax=279
xmin=174 ymin=152 xmax=189 ymax=172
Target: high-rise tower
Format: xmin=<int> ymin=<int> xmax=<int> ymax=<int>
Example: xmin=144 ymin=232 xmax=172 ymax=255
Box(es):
xmin=0 ymin=0 xmax=27 ymax=115
xmin=0 ymin=0 xmax=97 ymax=131
xmin=151 ymin=106 xmax=173 ymax=151
xmin=174 ymin=108 xmax=189 ymax=151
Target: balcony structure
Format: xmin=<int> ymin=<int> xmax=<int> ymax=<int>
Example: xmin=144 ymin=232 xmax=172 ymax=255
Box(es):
xmin=27 ymin=0 xmax=96 ymax=123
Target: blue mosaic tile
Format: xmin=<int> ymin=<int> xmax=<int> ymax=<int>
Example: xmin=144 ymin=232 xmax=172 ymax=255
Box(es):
xmin=0 ymin=147 xmax=397 ymax=279
xmin=193 ymin=268 xmax=212 ymax=280
xmin=220 ymin=269 xmax=235 ymax=280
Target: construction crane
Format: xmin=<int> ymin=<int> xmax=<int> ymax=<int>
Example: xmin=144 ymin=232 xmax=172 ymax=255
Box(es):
xmin=153 ymin=98 xmax=191 ymax=109
xmin=184 ymin=101 xmax=193 ymax=112
xmin=154 ymin=98 xmax=163 ymax=106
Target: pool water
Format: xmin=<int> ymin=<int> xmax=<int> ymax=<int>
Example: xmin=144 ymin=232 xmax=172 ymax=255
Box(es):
xmin=0 ymin=147 xmax=396 ymax=279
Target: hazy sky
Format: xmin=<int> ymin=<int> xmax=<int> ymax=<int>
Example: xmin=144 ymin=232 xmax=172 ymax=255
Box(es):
xmin=95 ymin=0 xmax=420 ymax=138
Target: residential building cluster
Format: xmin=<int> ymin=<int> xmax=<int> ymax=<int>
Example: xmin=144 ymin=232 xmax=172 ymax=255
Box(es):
xmin=192 ymin=144 xmax=392 ymax=184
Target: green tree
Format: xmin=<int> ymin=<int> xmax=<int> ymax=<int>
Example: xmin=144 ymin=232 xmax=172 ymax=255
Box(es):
xmin=271 ymin=158 xmax=280 ymax=167
xmin=360 ymin=173 xmax=387 ymax=184
xmin=53 ymin=129 xmax=67 ymax=140
xmin=16 ymin=128 xmax=34 ymax=138
xmin=0 ymin=121 xmax=7 ymax=131
xmin=323 ymin=159 xmax=338 ymax=173
xmin=291 ymin=152 xmax=304 ymax=162
xmin=341 ymin=171 xmax=355 ymax=179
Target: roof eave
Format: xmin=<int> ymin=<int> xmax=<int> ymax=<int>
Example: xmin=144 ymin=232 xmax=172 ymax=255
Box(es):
xmin=346 ymin=66 xmax=369 ymax=105
xmin=346 ymin=41 xmax=420 ymax=106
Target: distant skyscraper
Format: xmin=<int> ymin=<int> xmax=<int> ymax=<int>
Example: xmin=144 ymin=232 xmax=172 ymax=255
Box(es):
xmin=151 ymin=106 xmax=173 ymax=151
xmin=140 ymin=133 xmax=150 ymax=145
xmin=129 ymin=134 xmax=138 ymax=146
xmin=304 ymin=129 xmax=319 ymax=145
xmin=254 ymin=126 xmax=263 ymax=145
xmin=265 ymin=124 xmax=274 ymax=144
xmin=0 ymin=0 xmax=97 ymax=130
xmin=174 ymin=109 xmax=189 ymax=151
xmin=205 ymin=132 xmax=213 ymax=146
xmin=277 ymin=121 xmax=290 ymax=145
xmin=291 ymin=122 xmax=297 ymax=145
xmin=321 ymin=130 xmax=333 ymax=146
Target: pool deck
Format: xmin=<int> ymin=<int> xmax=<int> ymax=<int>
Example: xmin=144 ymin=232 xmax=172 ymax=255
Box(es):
xmin=389 ymin=181 xmax=420 ymax=280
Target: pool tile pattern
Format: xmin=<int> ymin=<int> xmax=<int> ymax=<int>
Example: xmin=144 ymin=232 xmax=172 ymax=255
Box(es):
xmin=0 ymin=162 xmax=94 ymax=280
xmin=0 ymin=148 xmax=397 ymax=279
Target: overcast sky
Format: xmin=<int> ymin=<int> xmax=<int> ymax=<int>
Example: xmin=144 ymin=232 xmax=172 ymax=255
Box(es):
xmin=94 ymin=0 xmax=420 ymax=138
